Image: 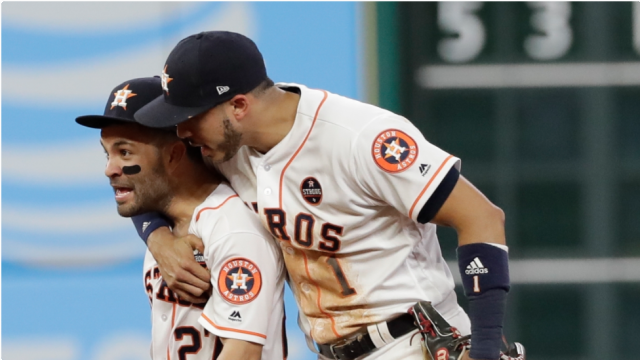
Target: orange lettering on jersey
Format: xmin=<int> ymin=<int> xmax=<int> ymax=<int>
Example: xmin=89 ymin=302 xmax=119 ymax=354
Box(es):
xmin=157 ymin=279 xmax=177 ymax=303
xmin=218 ymin=257 xmax=263 ymax=305
xmin=145 ymin=269 xmax=153 ymax=297
xmin=144 ymin=269 xmax=153 ymax=304
xmin=372 ymin=129 xmax=419 ymax=173
xmin=264 ymin=208 xmax=291 ymax=241
xmin=319 ymin=223 xmax=343 ymax=252
xmin=150 ymin=265 xmax=205 ymax=309
xmin=294 ymin=213 xmax=315 ymax=248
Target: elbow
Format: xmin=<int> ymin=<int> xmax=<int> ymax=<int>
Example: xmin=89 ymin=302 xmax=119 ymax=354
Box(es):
xmin=488 ymin=203 xmax=506 ymax=244
xmin=492 ymin=204 xmax=505 ymax=227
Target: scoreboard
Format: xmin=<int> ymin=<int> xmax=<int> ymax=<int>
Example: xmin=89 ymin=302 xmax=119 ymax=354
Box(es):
xmin=408 ymin=2 xmax=640 ymax=64
xmin=384 ymin=1 xmax=640 ymax=256
xmin=375 ymin=2 xmax=640 ymax=360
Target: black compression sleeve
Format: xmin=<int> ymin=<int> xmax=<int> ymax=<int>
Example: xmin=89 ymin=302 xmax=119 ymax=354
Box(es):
xmin=416 ymin=166 xmax=460 ymax=224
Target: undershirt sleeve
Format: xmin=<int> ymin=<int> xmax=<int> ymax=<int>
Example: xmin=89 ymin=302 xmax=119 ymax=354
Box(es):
xmin=416 ymin=166 xmax=460 ymax=224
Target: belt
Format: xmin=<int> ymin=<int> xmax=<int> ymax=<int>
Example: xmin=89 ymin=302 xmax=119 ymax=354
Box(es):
xmin=317 ymin=314 xmax=417 ymax=360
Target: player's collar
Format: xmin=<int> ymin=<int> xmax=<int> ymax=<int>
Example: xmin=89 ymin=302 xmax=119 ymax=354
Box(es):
xmin=256 ymin=83 xmax=327 ymax=165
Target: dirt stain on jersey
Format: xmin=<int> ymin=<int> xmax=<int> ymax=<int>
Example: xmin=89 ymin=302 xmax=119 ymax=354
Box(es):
xmin=281 ymin=245 xmax=382 ymax=344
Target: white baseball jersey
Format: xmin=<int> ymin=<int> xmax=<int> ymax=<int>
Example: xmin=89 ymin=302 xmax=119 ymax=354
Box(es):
xmin=216 ymin=83 xmax=464 ymax=345
xmin=143 ymin=183 xmax=287 ymax=359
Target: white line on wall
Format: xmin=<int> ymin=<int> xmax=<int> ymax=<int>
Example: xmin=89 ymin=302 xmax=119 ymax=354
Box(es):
xmin=417 ymin=62 xmax=640 ymax=89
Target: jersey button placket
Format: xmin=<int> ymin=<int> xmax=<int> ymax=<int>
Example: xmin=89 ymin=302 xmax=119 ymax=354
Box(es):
xmin=161 ymin=314 xmax=168 ymax=322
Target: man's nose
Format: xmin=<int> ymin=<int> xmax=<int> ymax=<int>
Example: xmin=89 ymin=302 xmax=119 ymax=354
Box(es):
xmin=104 ymin=157 xmax=122 ymax=178
xmin=176 ymin=123 xmax=191 ymax=140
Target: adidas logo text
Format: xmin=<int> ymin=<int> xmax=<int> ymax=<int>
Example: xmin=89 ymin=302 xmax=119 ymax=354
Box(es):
xmin=465 ymin=257 xmax=489 ymax=275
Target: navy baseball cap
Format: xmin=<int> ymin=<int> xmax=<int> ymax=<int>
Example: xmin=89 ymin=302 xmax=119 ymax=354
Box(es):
xmin=76 ymin=77 xmax=164 ymax=129
xmin=134 ymin=31 xmax=267 ymax=128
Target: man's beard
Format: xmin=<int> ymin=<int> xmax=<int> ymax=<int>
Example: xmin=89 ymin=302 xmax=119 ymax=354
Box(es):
xmin=116 ymin=160 xmax=173 ymax=217
xmin=216 ymin=117 xmax=242 ymax=162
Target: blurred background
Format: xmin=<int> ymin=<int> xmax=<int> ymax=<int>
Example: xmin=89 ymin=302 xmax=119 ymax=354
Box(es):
xmin=2 ymin=2 xmax=640 ymax=360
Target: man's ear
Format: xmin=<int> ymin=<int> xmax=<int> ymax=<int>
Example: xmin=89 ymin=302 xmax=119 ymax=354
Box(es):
xmin=229 ymin=94 xmax=250 ymax=121
xmin=165 ymin=140 xmax=186 ymax=173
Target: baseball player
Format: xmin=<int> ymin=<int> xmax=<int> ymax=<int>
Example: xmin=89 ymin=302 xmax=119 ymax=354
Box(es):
xmin=76 ymin=76 xmax=287 ymax=360
xmin=132 ymin=32 xmax=523 ymax=360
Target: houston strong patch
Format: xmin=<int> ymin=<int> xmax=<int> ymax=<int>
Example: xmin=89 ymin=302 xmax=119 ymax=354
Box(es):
xmin=300 ymin=177 xmax=323 ymax=205
xmin=372 ymin=129 xmax=419 ymax=173
xmin=218 ymin=258 xmax=262 ymax=304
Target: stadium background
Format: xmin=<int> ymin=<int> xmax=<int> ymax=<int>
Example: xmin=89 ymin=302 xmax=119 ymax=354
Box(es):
xmin=3 ymin=2 xmax=640 ymax=360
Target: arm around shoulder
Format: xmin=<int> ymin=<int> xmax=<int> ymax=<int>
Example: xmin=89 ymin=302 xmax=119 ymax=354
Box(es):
xmin=146 ymin=226 xmax=212 ymax=303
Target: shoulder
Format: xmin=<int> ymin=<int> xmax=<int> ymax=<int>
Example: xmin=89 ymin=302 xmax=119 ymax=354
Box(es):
xmin=193 ymin=184 xmax=245 ymax=222
xmin=282 ymin=83 xmax=418 ymax=172
xmin=191 ymin=184 xmax=270 ymax=241
xmin=279 ymin=82 xmax=397 ymax=135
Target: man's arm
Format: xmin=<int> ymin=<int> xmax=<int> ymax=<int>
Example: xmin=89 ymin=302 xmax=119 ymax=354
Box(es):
xmin=431 ymin=175 xmax=509 ymax=360
xmin=430 ymin=174 xmax=505 ymax=246
xmin=217 ymin=338 xmax=262 ymax=360
xmin=135 ymin=218 xmax=212 ymax=303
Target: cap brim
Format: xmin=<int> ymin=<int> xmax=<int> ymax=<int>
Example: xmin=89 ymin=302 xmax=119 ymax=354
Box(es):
xmin=75 ymin=115 xmax=137 ymax=129
xmin=134 ymin=95 xmax=215 ymax=128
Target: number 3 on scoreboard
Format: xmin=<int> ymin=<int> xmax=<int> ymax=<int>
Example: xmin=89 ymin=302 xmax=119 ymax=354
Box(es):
xmin=326 ymin=256 xmax=357 ymax=297
xmin=524 ymin=2 xmax=573 ymax=60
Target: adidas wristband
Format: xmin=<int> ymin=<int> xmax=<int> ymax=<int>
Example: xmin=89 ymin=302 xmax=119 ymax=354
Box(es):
xmin=131 ymin=212 xmax=172 ymax=245
xmin=457 ymin=243 xmax=510 ymax=360
xmin=457 ymin=242 xmax=510 ymax=296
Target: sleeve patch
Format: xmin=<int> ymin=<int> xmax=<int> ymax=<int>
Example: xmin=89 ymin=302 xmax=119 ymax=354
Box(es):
xmin=218 ymin=257 xmax=263 ymax=305
xmin=371 ymin=129 xmax=419 ymax=173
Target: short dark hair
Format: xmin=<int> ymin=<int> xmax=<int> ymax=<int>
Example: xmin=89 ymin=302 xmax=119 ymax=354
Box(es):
xmin=150 ymin=128 xmax=204 ymax=165
xmin=249 ymin=77 xmax=275 ymax=97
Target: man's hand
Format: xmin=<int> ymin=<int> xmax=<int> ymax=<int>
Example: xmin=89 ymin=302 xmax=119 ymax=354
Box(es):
xmin=147 ymin=227 xmax=211 ymax=303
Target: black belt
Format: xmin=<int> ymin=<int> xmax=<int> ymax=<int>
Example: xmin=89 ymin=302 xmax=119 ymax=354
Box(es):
xmin=317 ymin=314 xmax=417 ymax=360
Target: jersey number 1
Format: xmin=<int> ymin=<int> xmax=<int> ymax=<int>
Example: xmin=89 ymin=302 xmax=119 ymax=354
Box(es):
xmin=326 ymin=256 xmax=356 ymax=296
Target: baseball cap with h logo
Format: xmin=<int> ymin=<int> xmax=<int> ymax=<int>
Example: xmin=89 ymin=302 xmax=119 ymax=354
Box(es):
xmin=134 ymin=31 xmax=268 ymax=128
xmin=75 ymin=77 xmax=164 ymax=128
